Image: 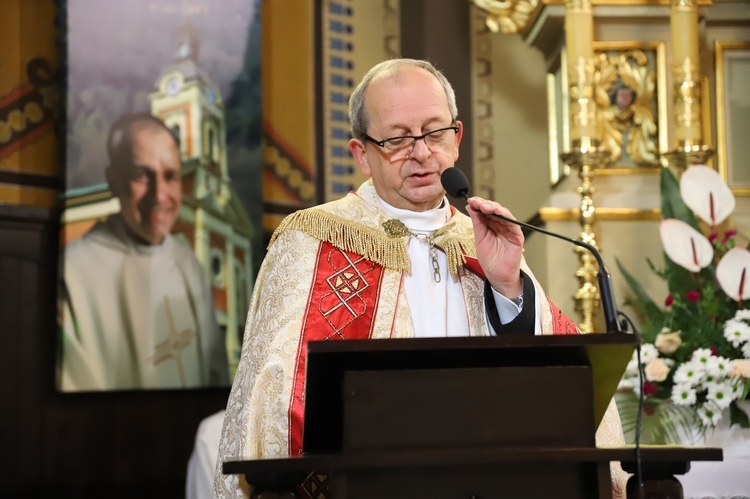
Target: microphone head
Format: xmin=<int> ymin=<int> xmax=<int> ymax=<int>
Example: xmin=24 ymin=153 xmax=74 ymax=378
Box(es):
xmin=441 ymin=167 xmax=470 ymax=199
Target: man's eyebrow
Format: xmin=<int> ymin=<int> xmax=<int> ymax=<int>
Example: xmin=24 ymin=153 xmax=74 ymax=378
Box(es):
xmin=385 ymin=118 xmax=447 ymax=134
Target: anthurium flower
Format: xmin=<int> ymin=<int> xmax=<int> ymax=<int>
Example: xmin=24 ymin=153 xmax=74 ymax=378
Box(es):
xmin=660 ymin=219 xmax=714 ymax=272
xmin=716 ymin=247 xmax=750 ymax=302
xmin=680 ymin=165 xmax=736 ymax=226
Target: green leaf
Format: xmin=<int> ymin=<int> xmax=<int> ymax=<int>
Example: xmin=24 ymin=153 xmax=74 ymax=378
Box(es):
xmin=741 ymin=379 xmax=750 ymax=401
xmin=616 ymin=393 xmax=697 ymax=444
xmin=660 ymin=167 xmax=700 ymax=230
xmin=616 ymin=257 xmax=664 ymax=324
xmin=730 ymin=401 xmax=750 ymax=429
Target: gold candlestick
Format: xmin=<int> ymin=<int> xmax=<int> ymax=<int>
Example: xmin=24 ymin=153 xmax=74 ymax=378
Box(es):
xmin=565 ymin=0 xmax=596 ymax=142
xmin=561 ymin=0 xmax=610 ymax=333
xmin=664 ymin=0 xmax=714 ymax=169
xmin=560 ymin=148 xmax=609 ymax=333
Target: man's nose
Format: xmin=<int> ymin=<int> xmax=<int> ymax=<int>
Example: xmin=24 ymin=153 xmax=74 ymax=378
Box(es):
xmin=408 ymin=137 xmax=431 ymax=160
xmin=145 ymin=172 xmax=168 ymax=202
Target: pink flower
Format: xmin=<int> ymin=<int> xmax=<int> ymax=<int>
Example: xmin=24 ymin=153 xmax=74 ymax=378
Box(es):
xmin=723 ymin=229 xmax=737 ymax=243
xmin=710 ymin=347 xmax=719 ymax=356
xmin=686 ymin=290 xmax=700 ymax=302
xmin=665 ymin=295 xmax=674 ymax=307
xmin=709 ymin=232 xmax=719 ymax=244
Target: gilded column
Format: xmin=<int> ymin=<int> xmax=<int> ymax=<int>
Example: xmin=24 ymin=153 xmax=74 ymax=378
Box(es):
xmin=560 ymin=0 xmax=609 ymax=333
xmin=664 ymin=0 xmax=713 ymax=168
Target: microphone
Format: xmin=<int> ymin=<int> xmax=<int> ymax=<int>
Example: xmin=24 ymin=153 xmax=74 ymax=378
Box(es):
xmin=441 ymin=167 xmax=623 ymax=334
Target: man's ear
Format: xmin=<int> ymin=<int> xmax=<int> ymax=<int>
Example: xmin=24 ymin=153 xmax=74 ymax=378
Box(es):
xmin=452 ymin=120 xmax=464 ymax=162
xmin=349 ymin=138 xmax=371 ymax=177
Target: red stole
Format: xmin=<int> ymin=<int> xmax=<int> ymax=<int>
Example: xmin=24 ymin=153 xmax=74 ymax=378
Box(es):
xmin=289 ymin=244 xmax=579 ymax=454
xmin=288 ymin=242 xmax=385 ymax=454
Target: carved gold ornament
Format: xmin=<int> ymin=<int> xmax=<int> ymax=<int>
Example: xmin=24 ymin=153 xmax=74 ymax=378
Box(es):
xmin=471 ymin=0 xmax=539 ymax=34
xmin=595 ymin=49 xmax=659 ymax=166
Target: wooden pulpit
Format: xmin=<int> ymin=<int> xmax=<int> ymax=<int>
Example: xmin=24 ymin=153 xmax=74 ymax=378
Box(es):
xmin=224 ymin=334 xmax=722 ymax=498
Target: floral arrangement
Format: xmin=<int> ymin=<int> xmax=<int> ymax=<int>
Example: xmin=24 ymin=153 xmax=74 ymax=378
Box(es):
xmin=617 ymin=165 xmax=750 ymax=443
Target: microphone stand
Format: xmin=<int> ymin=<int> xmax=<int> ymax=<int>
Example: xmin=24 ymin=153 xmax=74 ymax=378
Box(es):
xmin=452 ymin=189 xmax=624 ymax=334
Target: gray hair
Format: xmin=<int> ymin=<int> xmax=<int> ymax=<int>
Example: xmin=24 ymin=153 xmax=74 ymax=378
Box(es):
xmin=348 ymin=58 xmax=458 ymax=140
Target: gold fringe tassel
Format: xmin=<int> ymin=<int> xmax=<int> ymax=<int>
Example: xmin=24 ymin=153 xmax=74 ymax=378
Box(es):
xmin=269 ymin=209 xmax=412 ymax=272
xmin=439 ymin=234 xmax=476 ymax=276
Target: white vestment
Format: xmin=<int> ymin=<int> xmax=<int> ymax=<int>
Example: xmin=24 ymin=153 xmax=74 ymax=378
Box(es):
xmin=213 ymin=180 xmax=627 ymax=497
xmin=60 ymin=214 xmax=228 ymax=391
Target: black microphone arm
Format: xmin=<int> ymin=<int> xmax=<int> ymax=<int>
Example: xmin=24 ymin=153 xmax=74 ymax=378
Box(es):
xmin=441 ymin=167 xmax=623 ymax=334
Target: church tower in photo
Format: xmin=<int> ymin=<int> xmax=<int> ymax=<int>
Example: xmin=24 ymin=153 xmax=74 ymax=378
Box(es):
xmin=150 ymin=21 xmax=254 ymax=375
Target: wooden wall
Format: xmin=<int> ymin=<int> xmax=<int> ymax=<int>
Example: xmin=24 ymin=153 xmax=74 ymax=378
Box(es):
xmin=0 ymin=205 xmax=229 ymax=498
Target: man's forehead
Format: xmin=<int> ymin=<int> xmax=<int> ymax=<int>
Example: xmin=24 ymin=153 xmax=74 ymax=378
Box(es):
xmin=365 ymin=71 xmax=450 ymax=129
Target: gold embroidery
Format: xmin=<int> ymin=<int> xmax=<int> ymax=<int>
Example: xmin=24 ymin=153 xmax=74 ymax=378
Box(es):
xmin=270 ymin=209 xmax=411 ymax=272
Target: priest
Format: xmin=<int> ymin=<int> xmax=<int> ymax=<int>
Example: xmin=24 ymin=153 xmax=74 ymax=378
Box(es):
xmin=213 ymin=59 xmax=626 ymax=498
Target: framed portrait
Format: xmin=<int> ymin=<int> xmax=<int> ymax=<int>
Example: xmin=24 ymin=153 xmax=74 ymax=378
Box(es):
xmin=593 ymin=41 xmax=668 ymax=175
xmin=58 ymin=0 xmax=262 ymax=392
xmin=548 ymin=41 xmax=667 ymax=181
xmin=716 ymin=40 xmax=750 ymax=196
xmin=546 ymin=49 xmax=571 ymax=187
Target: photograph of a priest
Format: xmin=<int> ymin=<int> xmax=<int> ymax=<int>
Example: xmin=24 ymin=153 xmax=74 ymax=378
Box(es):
xmin=59 ymin=113 xmax=229 ymax=392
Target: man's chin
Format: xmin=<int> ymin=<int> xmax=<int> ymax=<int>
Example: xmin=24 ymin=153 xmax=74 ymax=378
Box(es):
xmin=131 ymin=226 xmax=170 ymax=246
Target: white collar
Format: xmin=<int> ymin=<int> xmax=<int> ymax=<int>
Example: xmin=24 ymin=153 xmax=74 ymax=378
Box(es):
xmin=378 ymin=197 xmax=451 ymax=232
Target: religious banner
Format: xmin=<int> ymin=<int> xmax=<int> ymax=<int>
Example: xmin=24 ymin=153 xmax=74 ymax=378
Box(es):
xmin=58 ymin=0 xmax=262 ymax=392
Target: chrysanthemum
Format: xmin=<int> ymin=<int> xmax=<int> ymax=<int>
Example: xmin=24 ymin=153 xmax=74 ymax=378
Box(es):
xmin=673 ymin=361 xmax=704 ymax=386
xmin=639 ymin=343 xmax=659 ymax=364
xmin=706 ymin=380 xmax=736 ymax=409
xmin=691 ymin=348 xmax=714 ymax=365
xmin=671 ymin=384 xmax=697 ymax=406
xmin=723 ymin=319 xmax=750 ymax=348
xmin=697 ymin=403 xmax=724 ymax=427
xmin=705 ymin=355 xmax=734 ymax=378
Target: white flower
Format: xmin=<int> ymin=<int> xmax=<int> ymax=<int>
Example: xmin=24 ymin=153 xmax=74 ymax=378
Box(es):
xmin=716 ymin=247 xmax=750 ymax=302
xmin=660 ymin=219 xmax=714 ymax=272
xmin=645 ymin=358 xmax=671 ymax=382
xmin=706 ymin=380 xmax=736 ymax=409
xmin=671 ymin=384 xmax=697 ymax=406
xmin=673 ymin=361 xmax=704 ymax=386
xmin=736 ymin=309 xmax=750 ymax=321
xmin=618 ymin=377 xmax=636 ymax=391
xmin=697 ymin=403 xmax=724 ymax=428
xmin=705 ymin=355 xmax=735 ymax=378
xmin=691 ymin=348 xmax=715 ymax=365
xmin=655 ymin=330 xmax=682 ymax=354
xmin=724 ymin=319 xmax=750 ymax=348
xmin=680 ymin=165 xmax=735 ymax=227
xmin=640 ymin=343 xmax=659 ymax=364
xmin=730 ymin=359 xmax=750 ymax=378
xmin=625 ymin=358 xmax=640 ymax=376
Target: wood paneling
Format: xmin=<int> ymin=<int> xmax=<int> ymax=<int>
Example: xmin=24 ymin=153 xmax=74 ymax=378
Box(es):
xmin=0 ymin=205 xmax=229 ymax=498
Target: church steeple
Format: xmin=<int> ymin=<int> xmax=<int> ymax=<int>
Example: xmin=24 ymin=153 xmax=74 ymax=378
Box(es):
xmin=175 ymin=21 xmax=200 ymax=61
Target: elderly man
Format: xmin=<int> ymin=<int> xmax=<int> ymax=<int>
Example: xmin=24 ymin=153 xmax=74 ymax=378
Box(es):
xmin=214 ymin=59 xmax=626 ymax=497
xmin=60 ymin=113 xmax=228 ymax=391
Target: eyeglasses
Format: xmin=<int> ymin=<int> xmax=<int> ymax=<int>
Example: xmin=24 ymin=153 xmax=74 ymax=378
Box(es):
xmin=363 ymin=126 xmax=459 ymax=155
